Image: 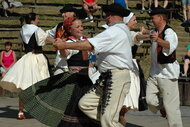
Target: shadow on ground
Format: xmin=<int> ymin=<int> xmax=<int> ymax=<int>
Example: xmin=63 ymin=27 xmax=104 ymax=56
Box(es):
xmin=0 ymin=106 xmax=33 ymax=119
xmin=126 ymin=123 xmax=143 ymax=127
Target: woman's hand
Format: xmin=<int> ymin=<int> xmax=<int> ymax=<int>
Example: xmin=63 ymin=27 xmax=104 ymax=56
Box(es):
xmin=140 ymin=27 xmax=150 ymax=35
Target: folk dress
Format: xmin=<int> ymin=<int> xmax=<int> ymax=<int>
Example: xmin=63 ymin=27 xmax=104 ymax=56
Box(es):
xmin=0 ymin=25 xmax=50 ymax=93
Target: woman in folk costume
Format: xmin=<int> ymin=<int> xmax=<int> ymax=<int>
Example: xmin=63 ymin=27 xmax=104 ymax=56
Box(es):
xmin=19 ymin=17 xmax=100 ymax=127
xmin=0 ymin=12 xmax=56 ymax=119
xmin=46 ymin=5 xmax=77 ymax=75
xmin=119 ymin=12 xmax=150 ymax=125
xmin=57 ymin=17 xmax=100 ymax=127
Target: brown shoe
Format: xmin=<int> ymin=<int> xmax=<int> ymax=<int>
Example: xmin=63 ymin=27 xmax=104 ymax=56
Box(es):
xmin=119 ymin=106 xmax=128 ymax=126
xmin=160 ymin=108 xmax=167 ymax=118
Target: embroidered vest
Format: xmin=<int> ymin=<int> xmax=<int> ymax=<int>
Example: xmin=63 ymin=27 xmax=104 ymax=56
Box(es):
xmin=56 ymin=22 xmax=64 ymax=39
xmin=157 ymin=25 xmax=176 ymax=64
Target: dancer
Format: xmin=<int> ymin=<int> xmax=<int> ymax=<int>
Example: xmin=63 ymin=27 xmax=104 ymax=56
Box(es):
xmin=57 ymin=17 xmax=100 ymax=127
xmin=0 ymin=12 xmax=56 ymax=119
xmin=53 ymin=3 xmax=133 ymax=127
xmin=46 ymin=5 xmax=77 ymax=75
xmin=19 ymin=17 xmax=100 ymax=127
xmin=119 ymin=12 xmax=150 ymax=125
xmin=146 ymin=7 xmax=183 ymax=127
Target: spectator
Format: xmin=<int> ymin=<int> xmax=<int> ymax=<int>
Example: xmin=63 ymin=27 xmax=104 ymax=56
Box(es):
xmin=114 ymin=0 xmax=128 ymax=9
xmin=82 ymin=0 xmax=98 ymax=21
xmin=0 ymin=42 xmax=17 ymax=77
xmin=181 ymin=0 xmax=190 ymax=27
xmin=154 ymin=0 xmax=168 ymax=8
xmin=141 ymin=0 xmax=152 ymax=14
xmin=1 ymin=0 xmax=23 ymax=17
xmin=182 ymin=44 xmax=190 ymax=77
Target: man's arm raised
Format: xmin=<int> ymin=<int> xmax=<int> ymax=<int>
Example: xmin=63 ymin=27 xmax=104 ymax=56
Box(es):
xmin=53 ymin=38 xmax=94 ymax=51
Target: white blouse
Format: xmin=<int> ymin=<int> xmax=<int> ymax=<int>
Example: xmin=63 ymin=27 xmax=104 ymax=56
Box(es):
xmin=150 ymin=28 xmax=180 ymax=79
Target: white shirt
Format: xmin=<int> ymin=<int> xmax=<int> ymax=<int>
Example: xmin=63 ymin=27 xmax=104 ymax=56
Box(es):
xmin=46 ymin=25 xmax=58 ymax=38
xmin=150 ymin=28 xmax=180 ymax=79
xmin=88 ymin=23 xmax=134 ymax=73
xmin=35 ymin=28 xmax=48 ymax=46
xmin=20 ymin=24 xmax=38 ymax=44
xmin=54 ymin=51 xmax=68 ymax=68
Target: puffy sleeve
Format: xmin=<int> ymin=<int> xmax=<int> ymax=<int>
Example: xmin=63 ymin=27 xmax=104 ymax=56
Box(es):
xmin=162 ymin=28 xmax=178 ymax=56
xmin=46 ymin=25 xmax=57 ymax=38
xmin=35 ymin=28 xmax=48 ymax=46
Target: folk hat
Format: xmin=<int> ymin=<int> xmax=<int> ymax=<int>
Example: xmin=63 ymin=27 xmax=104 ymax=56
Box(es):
xmin=149 ymin=7 xmax=168 ymax=16
xmin=60 ymin=5 xmax=77 ymax=14
xmin=102 ymin=3 xmax=130 ymax=17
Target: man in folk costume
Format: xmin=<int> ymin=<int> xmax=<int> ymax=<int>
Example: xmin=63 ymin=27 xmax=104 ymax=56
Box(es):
xmin=146 ymin=7 xmax=183 ymax=127
xmin=46 ymin=4 xmax=77 ymax=39
xmin=53 ymin=3 xmax=133 ymax=127
xmin=46 ymin=5 xmax=77 ymax=75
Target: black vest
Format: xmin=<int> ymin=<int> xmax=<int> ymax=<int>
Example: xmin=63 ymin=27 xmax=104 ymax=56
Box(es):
xmin=157 ymin=25 xmax=176 ymax=64
xmin=67 ymin=39 xmax=89 ymax=67
xmin=55 ymin=22 xmax=63 ymax=38
xmin=23 ymin=33 xmax=43 ymax=53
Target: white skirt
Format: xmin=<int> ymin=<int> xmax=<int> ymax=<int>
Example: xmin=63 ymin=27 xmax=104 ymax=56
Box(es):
xmin=123 ymin=59 xmax=140 ymax=110
xmin=0 ymin=52 xmax=50 ymax=92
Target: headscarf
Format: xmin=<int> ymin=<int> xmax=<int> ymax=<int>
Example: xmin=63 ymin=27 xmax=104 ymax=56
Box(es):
xmin=123 ymin=12 xmax=134 ymax=24
xmin=63 ymin=17 xmax=77 ymax=38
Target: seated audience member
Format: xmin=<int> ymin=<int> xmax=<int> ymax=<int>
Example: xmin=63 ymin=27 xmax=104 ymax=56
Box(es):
xmin=114 ymin=0 xmax=128 ymax=9
xmin=82 ymin=0 xmax=98 ymax=21
xmin=154 ymin=0 xmax=168 ymax=8
xmin=181 ymin=0 xmax=190 ymax=27
xmin=0 ymin=42 xmax=17 ymax=77
xmin=141 ymin=0 xmax=152 ymax=14
xmin=1 ymin=0 xmax=23 ymax=17
xmin=182 ymin=44 xmax=190 ymax=77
